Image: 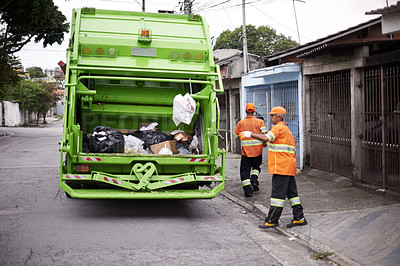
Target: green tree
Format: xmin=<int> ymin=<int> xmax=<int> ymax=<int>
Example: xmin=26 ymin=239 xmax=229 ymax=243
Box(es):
xmin=9 ymin=80 xmax=58 ymax=126
xmin=28 ymin=67 xmax=47 ymax=79
xmin=0 ymin=0 xmax=69 ymax=55
xmin=10 ymin=80 xmax=43 ymax=118
xmin=38 ymin=81 xmax=60 ymax=123
xmin=0 ymin=54 xmax=21 ymax=99
xmin=214 ymin=25 xmax=299 ymax=56
xmin=0 ymin=0 xmax=69 ymax=98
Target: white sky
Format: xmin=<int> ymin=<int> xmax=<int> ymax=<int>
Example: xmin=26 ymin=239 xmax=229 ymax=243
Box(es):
xmin=14 ymin=0 xmax=392 ymax=71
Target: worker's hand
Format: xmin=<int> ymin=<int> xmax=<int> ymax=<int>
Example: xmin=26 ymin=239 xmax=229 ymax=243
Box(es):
xmin=262 ymin=141 xmax=268 ymax=147
xmin=239 ymin=131 xmax=252 ymax=140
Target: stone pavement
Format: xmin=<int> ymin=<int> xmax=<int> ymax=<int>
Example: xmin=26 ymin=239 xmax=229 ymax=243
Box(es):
xmin=220 ymin=153 xmax=400 ymax=266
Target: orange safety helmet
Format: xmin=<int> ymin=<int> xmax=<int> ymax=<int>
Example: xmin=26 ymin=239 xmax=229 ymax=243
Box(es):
xmin=268 ymin=106 xmax=286 ymax=115
xmin=246 ymin=103 xmax=255 ymax=112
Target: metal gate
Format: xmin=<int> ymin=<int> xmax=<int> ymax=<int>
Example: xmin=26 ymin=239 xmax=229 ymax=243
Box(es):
xmin=309 ymin=71 xmax=352 ymax=177
xmin=362 ymin=65 xmax=400 ymax=191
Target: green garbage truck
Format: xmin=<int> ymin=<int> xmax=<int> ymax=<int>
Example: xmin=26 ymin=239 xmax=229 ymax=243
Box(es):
xmin=59 ymin=8 xmax=225 ymax=199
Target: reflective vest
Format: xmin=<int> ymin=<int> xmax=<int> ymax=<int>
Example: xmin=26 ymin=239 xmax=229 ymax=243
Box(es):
xmin=265 ymin=121 xmax=297 ymax=176
xmin=234 ymin=116 xmax=267 ymax=157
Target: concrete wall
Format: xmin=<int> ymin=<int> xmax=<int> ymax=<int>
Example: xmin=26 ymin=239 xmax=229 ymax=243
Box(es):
xmin=0 ymin=101 xmax=36 ymax=127
xmin=4 ymin=101 xmax=21 ymax=126
xmin=382 ymin=12 xmax=400 ymax=34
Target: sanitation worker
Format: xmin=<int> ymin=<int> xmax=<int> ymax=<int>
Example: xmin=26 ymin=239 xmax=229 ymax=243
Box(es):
xmin=239 ymin=106 xmax=307 ymax=228
xmin=234 ymin=103 xmax=267 ymax=197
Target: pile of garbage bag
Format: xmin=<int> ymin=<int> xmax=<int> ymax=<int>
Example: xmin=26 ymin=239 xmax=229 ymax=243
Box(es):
xmin=83 ymin=123 xmax=200 ymax=155
xmin=89 ymin=126 xmax=125 ymax=153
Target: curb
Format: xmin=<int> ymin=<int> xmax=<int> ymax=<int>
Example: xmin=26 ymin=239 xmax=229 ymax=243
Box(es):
xmin=0 ymin=131 xmax=13 ymax=138
xmin=220 ymin=190 xmax=361 ymax=266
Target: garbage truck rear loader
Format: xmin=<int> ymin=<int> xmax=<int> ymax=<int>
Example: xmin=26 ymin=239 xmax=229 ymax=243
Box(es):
xmin=59 ymin=8 xmax=225 ymax=199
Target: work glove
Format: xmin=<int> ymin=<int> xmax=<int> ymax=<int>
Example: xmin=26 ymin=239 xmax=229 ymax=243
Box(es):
xmin=239 ymin=131 xmax=252 ymax=140
xmin=262 ymin=141 xmax=268 ymax=148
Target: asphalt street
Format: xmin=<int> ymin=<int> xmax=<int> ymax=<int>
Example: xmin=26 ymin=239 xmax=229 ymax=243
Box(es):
xmin=0 ymin=120 xmax=334 ymax=265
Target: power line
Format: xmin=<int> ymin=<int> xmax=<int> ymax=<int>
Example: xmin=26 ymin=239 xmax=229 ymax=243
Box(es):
xmin=222 ymin=3 xmax=235 ymax=29
xmin=250 ymin=3 xmax=311 ymax=42
xmin=194 ymin=0 xmax=277 ymax=12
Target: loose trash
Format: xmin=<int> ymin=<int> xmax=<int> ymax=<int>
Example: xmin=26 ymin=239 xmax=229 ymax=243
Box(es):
xmin=189 ymin=135 xmax=199 ymax=154
xmin=176 ymin=142 xmax=191 ymax=155
xmin=173 ymin=132 xmax=193 ymax=142
xmin=172 ymin=93 xmax=196 ymax=126
xmin=89 ymin=126 xmax=125 ymax=153
xmin=140 ymin=122 xmax=158 ymax=131
xmin=171 ymin=129 xmax=185 ymax=135
xmin=124 ymin=135 xmax=146 ymax=154
xmin=150 ymin=140 xmax=177 ymax=154
xmin=158 ymin=144 xmax=173 ymax=155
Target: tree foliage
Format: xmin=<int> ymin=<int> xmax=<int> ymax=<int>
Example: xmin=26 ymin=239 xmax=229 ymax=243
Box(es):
xmin=8 ymin=80 xmax=60 ymax=125
xmin=9 ymin=80 xmax=44 ymax=114
xmin=213 ymin=25 xmax=299 ymax=56
xmin=0 ymin=0 xmax=69 ymax=99
xmin=0 ymin=54 xmax=21 ymax=99
xmin=28 ymin=67 xmax=47 ymax=79
xmin=0 ymin=0 xmax=69 ymax=55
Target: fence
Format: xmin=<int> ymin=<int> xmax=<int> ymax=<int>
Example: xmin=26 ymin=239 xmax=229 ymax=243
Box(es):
xmin=362 ymin=64 xmax=400 ymax=191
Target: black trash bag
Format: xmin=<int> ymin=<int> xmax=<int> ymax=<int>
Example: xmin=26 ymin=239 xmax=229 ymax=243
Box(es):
xmin=130 ymin=130 xmax=171 ymax=149
xmin=89 ymin=126 xmax=125 ymax=153
xmin=176 ymin=142 xmax=191 ymax=155
xmin=82 ymin=134 xmax=91 ymax=153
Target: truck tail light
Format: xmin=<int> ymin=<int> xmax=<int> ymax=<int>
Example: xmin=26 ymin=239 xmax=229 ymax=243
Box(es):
xmin=138 ymin=28 xmax=152 ymax=43
xmin=83 ymin=47 xmax=90 ymax=54
xmin=96 ymin=47 xmax=104 ymax=55
xmin=76 ymin=164 xmax=89 ymax=172
xmin=141 ymin=30 xmax=150 ymax=37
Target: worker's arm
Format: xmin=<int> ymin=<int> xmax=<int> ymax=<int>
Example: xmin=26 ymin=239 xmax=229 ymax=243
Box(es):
xmin=239 ymin=131 xmax=269 ymax=142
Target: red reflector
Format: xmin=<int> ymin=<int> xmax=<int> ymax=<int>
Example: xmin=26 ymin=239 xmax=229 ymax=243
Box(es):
xmin=141 ymin=30 xmax=145 ymax=36
xmin=146 ymin=30 xmax=150 ymax=37
xmin=76 ymin=164 xmax=89 ymax=172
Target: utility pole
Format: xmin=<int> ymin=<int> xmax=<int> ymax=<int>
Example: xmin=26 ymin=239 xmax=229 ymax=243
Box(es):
xmin=142 ymin=0 xmax=145 ymax=12
xmin=242 ymin=0 xmax=248 ymax=73
xmin=183 ymin=0 xmax=192 ymax=14
xmin=292 ymin=0 xmax=305 ymax=45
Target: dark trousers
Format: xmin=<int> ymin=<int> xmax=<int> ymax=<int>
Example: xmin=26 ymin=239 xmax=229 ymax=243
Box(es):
xmin=240 ymin=155 xmax=262 ymax=189
xmin=266 ymin=174 xmax=304 ymax=224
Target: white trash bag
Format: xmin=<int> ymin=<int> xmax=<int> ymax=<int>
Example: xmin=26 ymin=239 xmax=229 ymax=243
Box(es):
xmin=159 ymin=144 xmax=173 ymax=155
xmin=172 ymin=93 xmax=196 ymax=126
xmin=124 ymin=135 xmax=146 ymax=154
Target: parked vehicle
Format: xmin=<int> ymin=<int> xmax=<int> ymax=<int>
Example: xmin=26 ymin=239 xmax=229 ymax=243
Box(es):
xmin=59 ymin=8 xmax=225 ymax=199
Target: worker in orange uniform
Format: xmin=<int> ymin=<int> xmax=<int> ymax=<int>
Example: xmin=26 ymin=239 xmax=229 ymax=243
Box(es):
xmin=239 ymin=106 xmax=307 ymax=228
xmin=234 ymin=103 xmax=267 ymax=197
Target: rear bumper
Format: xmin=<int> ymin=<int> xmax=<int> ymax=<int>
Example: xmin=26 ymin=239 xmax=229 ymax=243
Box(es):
xmin=61 ymin=181 xmax=224 ymax=199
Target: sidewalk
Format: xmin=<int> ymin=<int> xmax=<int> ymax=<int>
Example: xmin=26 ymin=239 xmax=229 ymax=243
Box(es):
xmin=24 ymin=116 xmax=61 ymax=128
xmin=221 ymin=153 xmax=400 ymax=266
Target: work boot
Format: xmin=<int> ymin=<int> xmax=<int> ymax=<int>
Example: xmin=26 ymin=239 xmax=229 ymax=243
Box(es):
xmin=251 ymin=178 xmax=259 ymax=192
xmin=287 ymin=218 xmax=308 ymax=228
xmin=258 ymin=222 xmax=278 ymax=229
xmin=244 ymin=186 xmax=253 ymax=198
xmin=252 ymin=183 xmax=260 ymax=192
